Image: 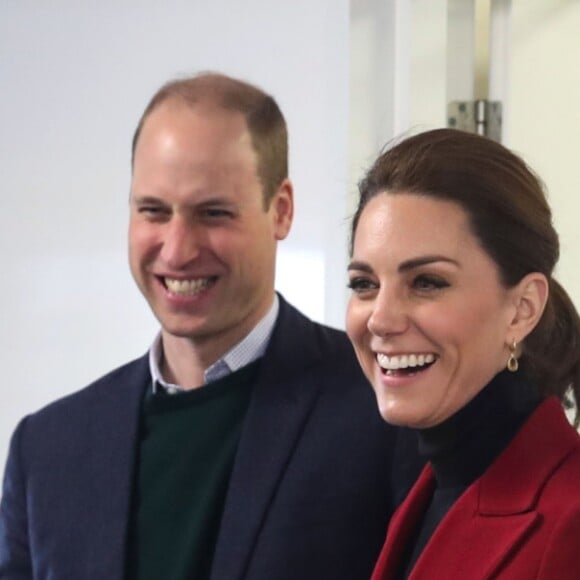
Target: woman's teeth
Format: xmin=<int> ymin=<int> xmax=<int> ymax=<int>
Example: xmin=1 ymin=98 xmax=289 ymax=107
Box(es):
xmin=376 ymin=353 xmax=436 ymax=371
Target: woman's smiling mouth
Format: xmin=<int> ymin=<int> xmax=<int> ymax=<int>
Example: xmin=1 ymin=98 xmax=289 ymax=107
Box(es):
xmin=376 ymin=353 xmax=437 ymax=375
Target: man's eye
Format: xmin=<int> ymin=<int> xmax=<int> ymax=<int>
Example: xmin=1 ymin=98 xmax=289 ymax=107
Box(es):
xmin=138 ymin=206 xmax=165 ymax=215
xmin=347 ymin=277 xmax=377 ymax=293
xmin=203 ymin=208 xmax=234 ymax=219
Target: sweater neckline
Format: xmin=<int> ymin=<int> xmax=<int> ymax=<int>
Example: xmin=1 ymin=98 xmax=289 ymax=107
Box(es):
xmin=416 ymin=370 xmax=541 ymax=488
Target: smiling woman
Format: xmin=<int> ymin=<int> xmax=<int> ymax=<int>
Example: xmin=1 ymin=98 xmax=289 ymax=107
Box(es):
xmin=347 ymin=129 xmax=580 ymax=580
xmin=347 ymin=194 xmax=527 ymax=429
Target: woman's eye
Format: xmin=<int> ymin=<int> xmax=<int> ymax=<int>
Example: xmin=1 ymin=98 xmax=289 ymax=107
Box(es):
xmin=347 ymin=277 xmax=377 ymax=293
xmin=412 ymin=274 xmax=449 ymax=292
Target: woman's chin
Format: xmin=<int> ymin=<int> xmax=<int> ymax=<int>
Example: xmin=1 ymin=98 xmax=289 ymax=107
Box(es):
xmin=377 ymin=400 xmax=431 ymax=429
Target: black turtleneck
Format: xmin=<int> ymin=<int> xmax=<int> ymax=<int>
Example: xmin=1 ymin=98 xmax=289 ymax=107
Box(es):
xmin=398 ymin=370 xmax=542 ymax=579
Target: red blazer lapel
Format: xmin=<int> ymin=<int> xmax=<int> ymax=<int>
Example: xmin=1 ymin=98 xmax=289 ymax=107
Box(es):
xmin=477 ymin=398 xmax=578 ymax=517
xmin=408 ymin=490 xmax=538 ymax=579
xmin=375 ymin=398 xmax=579 ymax=580
xmin=371 ymin=466 xmax=435 ymax=580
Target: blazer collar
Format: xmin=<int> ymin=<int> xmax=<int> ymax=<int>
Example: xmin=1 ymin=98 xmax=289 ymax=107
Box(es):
xmin=374 ymin=398 xmax=578 ymax=580
xmin=477 ymin=397 xmax=578 ymax=515
xmin=210 ymin=295 xmax=325 ymax=580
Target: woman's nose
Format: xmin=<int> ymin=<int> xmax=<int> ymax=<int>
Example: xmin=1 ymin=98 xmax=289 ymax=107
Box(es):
xmin=367 ymin=290 xmax=409 ymax=337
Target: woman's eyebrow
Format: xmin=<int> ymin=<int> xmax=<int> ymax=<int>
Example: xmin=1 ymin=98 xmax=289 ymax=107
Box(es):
xmin=398 ymin=255 xmax=460 ymax=272
xmin=347 ymin=261 xmax=373 ymax=273
xmin=348 ymin=255 xmax=460 ymax=274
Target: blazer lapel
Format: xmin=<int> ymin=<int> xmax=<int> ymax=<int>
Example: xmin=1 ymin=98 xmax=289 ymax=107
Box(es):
xmin=82 ymin=356 xmax=149 ymax=580
xmin=407 ymin=398 xmax=578 ymax=580
xmin=210 ymin=299 xmax=325 ymax=580
xmin=408 ymin=492 xmax=538 ymax=580
xmin=372 ymin=467 xmax=435 ymax=580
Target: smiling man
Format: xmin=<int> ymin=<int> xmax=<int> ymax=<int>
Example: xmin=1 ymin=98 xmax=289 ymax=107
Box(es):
xmin=0 ymin=72 xmax=421 ymax=580
xmin=129 ymin=95 xmax=292 ymax=386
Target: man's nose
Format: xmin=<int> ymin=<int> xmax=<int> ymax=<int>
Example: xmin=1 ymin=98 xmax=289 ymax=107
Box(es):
xmin=159 ymin=217 xmax=202 ymax=269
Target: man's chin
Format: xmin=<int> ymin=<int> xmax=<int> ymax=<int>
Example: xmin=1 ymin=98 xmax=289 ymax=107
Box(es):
xmin=160 ymin=324 xmax=206 ymax=340
xmin=153 ymin=312 xmax=206 ymax=338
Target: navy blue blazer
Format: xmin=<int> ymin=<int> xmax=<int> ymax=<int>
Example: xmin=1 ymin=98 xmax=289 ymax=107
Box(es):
xmin=0 ymin=297 xmax=420 ymax=579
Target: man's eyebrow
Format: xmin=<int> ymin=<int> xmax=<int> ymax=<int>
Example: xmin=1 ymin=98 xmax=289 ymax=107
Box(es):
xmin=130 ymin=195 xmax=236 ymax=207
xmin=196 ymin=197 xmax=236 ymax=207
xmin=130 ymin=194 xmax=166 ymax=204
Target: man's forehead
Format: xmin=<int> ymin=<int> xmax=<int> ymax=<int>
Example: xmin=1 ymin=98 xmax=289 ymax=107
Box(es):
xmin=134 ymin=99 xmax=251 ymax=162
xmin=145 ymin=97 xmax=247 ymax=128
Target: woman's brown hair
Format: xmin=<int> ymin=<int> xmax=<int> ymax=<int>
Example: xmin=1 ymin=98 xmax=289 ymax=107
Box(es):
xmin=351 ymin=128 xmax=580 ymax=425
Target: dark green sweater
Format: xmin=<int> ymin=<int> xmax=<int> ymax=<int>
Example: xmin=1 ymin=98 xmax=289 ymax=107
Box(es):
xmin=126 ymin=361 xmax=260 ymax=580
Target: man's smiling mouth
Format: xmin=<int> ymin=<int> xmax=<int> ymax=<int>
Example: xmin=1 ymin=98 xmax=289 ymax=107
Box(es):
xmin=162 ymin=277 xmax=217 ymax=296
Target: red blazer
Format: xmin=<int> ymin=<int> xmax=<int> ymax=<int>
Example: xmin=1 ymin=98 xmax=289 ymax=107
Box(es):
xmin=372 ymin=397 xmax=580 ymax=580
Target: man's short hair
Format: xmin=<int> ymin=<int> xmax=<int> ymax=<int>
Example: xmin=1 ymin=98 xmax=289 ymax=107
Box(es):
xmin=131 ymin=72 xmax=288 ymax=207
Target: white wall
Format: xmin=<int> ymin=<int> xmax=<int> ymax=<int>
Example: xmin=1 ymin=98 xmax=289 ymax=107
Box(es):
xmin=0 ymin=1 xmax=350 ymax=471
xmin=508 ymin=0 xmax=580 ymax=308
xmin=406 ymin=0 xmax=580 ymax=313
xmin=349 ymin=0 xmax=411 ymax=200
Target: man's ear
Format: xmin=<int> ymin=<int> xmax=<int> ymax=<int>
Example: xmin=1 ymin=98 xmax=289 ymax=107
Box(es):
xmin=270 ymin=178 xmax=294 ymax=240
xmin=507 ymin=272 xmax=549 ymax=341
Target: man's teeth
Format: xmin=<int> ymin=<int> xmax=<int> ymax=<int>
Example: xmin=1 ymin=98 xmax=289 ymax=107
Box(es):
xmin=164 ymin=277 xmax=212 ymax=295
xmin=376 ymin=353 xmax=436 ymax=371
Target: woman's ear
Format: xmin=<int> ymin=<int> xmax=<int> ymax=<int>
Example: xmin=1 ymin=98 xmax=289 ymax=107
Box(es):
xmin=507 ymin=272 xmax=549 ymax=341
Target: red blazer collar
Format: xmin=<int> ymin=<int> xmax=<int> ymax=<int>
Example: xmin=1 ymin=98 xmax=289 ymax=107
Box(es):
xmin=372 ymin=397 xmax=579 ymax=580
xmin=478 ymin=397 xmax=578 ymax=515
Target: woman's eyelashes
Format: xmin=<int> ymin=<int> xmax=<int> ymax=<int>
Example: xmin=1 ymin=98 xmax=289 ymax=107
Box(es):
xmin=411 ymin=273 xmax=450 ymax=293
xmin=347 ymin=272 xmax=451 ymax=296
xmin=347 ymin=276 xmax=378 ymax=294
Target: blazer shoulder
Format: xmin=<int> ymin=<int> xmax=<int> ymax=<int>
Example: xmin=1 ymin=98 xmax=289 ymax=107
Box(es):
xmin=275 ymin=295 xmax=358 ymax=363
xmin=540 ymin=442 xmax=580 ymax=505
xmin=19 ymin=354 xmax=149 ymax=435
xmin=310 ymin=318 xmax=356 ymax=356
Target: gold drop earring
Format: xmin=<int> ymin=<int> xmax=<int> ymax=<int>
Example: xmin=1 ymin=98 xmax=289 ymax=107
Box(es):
xmin=507 ymin=339 xmax=519 ymax=372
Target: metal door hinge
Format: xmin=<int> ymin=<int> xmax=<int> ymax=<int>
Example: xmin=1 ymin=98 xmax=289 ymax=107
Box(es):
xmin=447 ymin=100 xmax=502 ymax=141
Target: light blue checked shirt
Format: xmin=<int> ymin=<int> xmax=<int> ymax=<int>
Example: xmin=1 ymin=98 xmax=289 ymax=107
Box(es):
xmin=149 ymin=295 xmax=279 ymax=394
